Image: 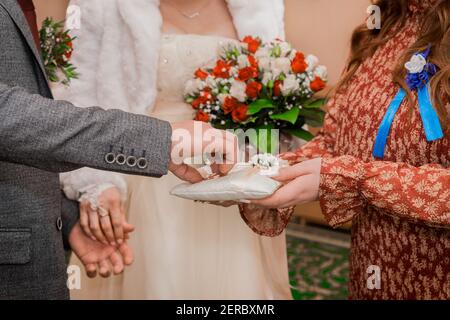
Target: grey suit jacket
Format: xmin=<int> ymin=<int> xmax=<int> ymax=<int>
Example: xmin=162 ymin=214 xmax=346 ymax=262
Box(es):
xmin=0 ymin=0 xmax=172 ymax=299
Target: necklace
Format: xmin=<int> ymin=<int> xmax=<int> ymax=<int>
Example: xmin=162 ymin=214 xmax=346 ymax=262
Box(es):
xmin=165 ymin=0 xmax=211 ymax=19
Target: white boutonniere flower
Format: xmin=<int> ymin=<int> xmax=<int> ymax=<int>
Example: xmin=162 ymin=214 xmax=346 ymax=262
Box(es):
xmin=405 ymin=54 xmax=427 ymax=74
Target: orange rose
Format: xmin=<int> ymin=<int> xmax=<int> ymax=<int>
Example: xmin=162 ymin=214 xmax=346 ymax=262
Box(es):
xmin=191 ymin=89 xmax=212 ymax=109
xmin=195 ymin=111 xmax=210 ymax=122
xmin=310 ymin=76 xmax=326 ymax=92
xmin=242 ymin=36 xmax=261 ymax=54
xmin=246 ymin=81 xmax=263 ymax=99
xmin=195 ymin=68 xmax=209 ymax=80
xmin=232 ymin=104 xmax=249 ymax=123
xmin=213 ymin=60 xmax=231 ymax=78
xmin=64 ymin=50 xmax=72 ymax=60
xmin=248 ymin=55 xmax=258 ymax=69
xmin=273 ymin=80 xmax=282 ymax=97
xmin=238 ymin=67 xmax=258 ymax=81
xmin=291 ymin=52 xmax=307 ymax=73
xmin=222 ymin=96 xmax=238 ymax=114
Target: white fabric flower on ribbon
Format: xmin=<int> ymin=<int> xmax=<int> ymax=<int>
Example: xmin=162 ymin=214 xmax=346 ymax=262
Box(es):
xmin=405 ymin=54 xmax=427 ymax=74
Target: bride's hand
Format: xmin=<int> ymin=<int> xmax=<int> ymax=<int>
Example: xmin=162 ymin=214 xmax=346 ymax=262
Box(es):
xmin=251 ymin=158 xmax=322 ymax=209
xmin=80 ymin=186 xmax=135 ymax=245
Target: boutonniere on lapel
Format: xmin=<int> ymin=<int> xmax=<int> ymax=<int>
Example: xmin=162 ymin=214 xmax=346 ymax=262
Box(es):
xmin=373 ymin=46 xmax=444 ymax=158
xmin=39 ymin=17 xmax=79 ymax=85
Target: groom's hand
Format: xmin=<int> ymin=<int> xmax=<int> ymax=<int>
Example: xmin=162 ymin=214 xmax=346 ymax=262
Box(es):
xmin=169 ymin=121 xmax=238 ymax=183
xmin=69 ymin=222 xmax=134 ymax=278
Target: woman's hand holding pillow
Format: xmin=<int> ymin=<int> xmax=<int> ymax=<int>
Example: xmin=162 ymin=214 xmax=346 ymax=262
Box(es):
xmin=251 ymin=158 xmax=322 ymax=209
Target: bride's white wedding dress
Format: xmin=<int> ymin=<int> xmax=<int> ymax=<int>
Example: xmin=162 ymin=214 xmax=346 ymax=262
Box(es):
xmin=70 ymin=34 xmax=291 ymax=300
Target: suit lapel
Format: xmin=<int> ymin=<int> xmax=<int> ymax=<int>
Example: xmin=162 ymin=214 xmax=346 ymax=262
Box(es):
xmin=0 ymin=0 xmax=49 ymax=82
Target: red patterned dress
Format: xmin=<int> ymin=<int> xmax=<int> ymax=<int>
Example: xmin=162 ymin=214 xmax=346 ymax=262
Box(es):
xmin=240 ymin=0 xmax=450 ymax=299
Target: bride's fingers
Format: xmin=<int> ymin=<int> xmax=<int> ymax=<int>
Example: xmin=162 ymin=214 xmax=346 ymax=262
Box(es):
xmin=80 ymin=202 xmax=95 ymax=241
xmin=88 ymin=208 xmax=108 ymax=244
xmin=109 ymin=202 xmax=124 ymax=244
xmin=99 ymin=214 xmax=116 ymax=245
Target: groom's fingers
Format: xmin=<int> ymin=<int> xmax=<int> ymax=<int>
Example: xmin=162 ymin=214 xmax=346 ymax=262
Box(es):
xmin=109 ymin=251 xmax=124 ymax=275
xmin=223 ymin=130 xmax=239 ymax=164
xmin=98 ymin=260 xmax=111 ymax=278
xmin=119 ymin=243 xmax=134 ymax=266
xmin=171 ymin=163 xmax=203 ymax=183
xmin=85 ymin=264 xmax=97 ymax=278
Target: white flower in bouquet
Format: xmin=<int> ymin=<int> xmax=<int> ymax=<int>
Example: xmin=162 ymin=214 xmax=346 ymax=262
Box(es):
xmin=271 ymin=57 xmax=291 ymax=78
xmin=229 ymin=66 xmax=239 ymax=78
xmin=205 ymin=75 xmax=218 ymax=89
xmin=281 ymin=74 xmax=300 ymax=96
xmin=255 ymin=46 xmax=270 ymax=59
xmin=288 ymin=49 xmax=298 ymax=60
xmin=229 ymin=80 xmax=247 ymax=102
xmin=237 ymin=54 xmax=250 ymax=68
xmin=262 ymin=71 xmax=274 ymax=86
xmin=218 ymin=42 xmax=241 ymax=59
xmin=314 ymin=65 xmax=328 ymax=81
xmin=184 ymin=78 xmax=205 ymax=96
xmin=217 ymin=93 xmax=230 ymax=105
xmin=279 ymin=42 xmax=292 ymax=57
xmin=306 ymin=54 xmax=319 ymax=72
xmin=258 ymin=57 xmax=272 ymax=72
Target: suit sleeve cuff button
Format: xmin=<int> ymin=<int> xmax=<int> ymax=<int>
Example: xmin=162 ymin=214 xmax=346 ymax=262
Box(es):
xmin=137 ymin=158 xmax=148 ymax=169
xmin=105 ymin=153 xmax=116 ymax=164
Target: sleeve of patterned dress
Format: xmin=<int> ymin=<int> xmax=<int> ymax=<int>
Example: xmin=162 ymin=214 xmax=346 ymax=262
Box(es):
xmin=239 ymin=96 xmax=341 ymax=236
xmin=320 ymin=155 xmax=450 ymax=228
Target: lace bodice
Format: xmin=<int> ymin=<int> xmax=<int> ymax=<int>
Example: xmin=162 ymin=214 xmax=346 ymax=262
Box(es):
xmin=151 ymin=34 xmax=237 ymax=121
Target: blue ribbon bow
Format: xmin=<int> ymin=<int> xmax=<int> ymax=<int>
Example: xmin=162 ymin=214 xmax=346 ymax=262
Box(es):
xmin=373 ymin=47 xmax=444 ymax=159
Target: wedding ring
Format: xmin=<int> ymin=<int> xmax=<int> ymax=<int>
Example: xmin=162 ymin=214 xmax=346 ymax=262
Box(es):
xmin=98 ymin=207 xmax=109 ymax=218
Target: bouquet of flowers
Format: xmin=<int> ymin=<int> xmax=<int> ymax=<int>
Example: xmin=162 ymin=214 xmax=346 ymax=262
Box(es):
xmin=39 ymin=17 xmax=78 ymax=85
xmin=184 ymin=36 xmax=327 ymax=151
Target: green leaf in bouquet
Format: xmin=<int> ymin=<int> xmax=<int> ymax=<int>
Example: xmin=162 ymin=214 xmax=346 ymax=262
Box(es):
xmin=285 ymin=128 xmax=315 ymax=141
xmin=270 ymin=106 xmax=300 ymax=125
xmin=303 ymin=98 xmax=327 ymax=109
xmin=298 ymin=108 xmax=325 ymax=127
xmin=241 ymin=116 xmax=258 ymax=125
xmin=247 ymin=125 xmax=279 ymax=154
xmin=247 ymin=99 xmax=274 ymax=115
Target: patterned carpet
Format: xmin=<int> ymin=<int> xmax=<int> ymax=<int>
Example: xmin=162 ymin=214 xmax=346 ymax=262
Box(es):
xmin=286 ymin=224 xmax=350 ymax=300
